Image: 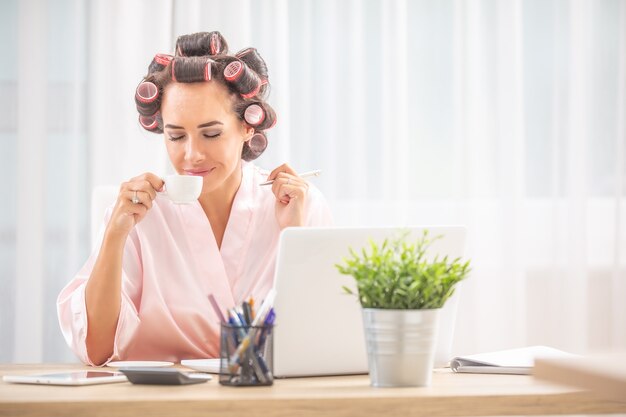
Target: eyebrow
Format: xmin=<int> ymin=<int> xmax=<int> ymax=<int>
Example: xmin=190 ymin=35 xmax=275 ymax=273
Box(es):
xmin=164 ymin=121 xmax=224 ymax=129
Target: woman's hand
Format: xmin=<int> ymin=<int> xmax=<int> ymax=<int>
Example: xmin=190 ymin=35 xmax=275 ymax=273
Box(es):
xmin=267 ymin=163 xmax=309 ymax=229
xmin=106 ymin=173 xmax=164 ymax=238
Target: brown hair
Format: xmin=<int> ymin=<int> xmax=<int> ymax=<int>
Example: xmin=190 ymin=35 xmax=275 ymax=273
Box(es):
xmin=135 ymin=31 xmax=277 ymax=161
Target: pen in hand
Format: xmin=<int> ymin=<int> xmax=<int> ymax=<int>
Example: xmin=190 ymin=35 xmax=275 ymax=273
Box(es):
xmin=259 ymin=169 xmax=322 ymax=186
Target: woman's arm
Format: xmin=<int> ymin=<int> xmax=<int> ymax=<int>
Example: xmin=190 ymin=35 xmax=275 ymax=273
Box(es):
xmin=83 ymin=173 xmax=163 ymax=365
xmin=84 ymin=229 xmax=126 ymax=365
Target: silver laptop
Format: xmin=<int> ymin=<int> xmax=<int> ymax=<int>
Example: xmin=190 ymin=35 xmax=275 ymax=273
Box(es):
xmin=271 ymin=226 xmax=467 ymax=377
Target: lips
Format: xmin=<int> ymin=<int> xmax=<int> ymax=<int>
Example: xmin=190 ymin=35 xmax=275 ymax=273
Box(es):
xmin=184 ymin=167 xmax=214 ymax=176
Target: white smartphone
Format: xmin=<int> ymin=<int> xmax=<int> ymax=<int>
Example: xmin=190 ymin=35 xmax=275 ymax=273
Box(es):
xmin=3 ymin=371 xmax=127 ymax=386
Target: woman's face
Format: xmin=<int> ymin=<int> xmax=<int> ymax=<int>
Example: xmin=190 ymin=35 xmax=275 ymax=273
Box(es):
xmin=161 ymin=81 xmax=252 ymax=194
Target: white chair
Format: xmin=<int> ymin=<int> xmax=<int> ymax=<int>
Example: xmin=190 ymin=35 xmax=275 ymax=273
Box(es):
xmin=90 ymin=185 xmax=118 ymax=250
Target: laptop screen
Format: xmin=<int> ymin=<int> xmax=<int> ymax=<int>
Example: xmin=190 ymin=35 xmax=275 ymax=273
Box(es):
xmin=271 ymin=226 xmax=467 ymax=377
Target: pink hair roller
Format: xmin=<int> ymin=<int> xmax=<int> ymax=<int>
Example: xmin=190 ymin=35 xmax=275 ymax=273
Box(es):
xmin=139 ymin=114 xmax=159 ymax=131
xmin=235 ymin=48 xmax=253 ymax=59
xmin=224 ymin=59 xmax=262 ymax=98
xmin=210 ymin=32 xmax=222 ymax=55
xmin=154 ymin=54 xmax=173 ymax=66
xmin=224 ymin=61 xmax=243 ymax=81
xmin=204 ymin=59 xmax=213 ymax=81
xmin=241 ymin=84 xmax=261 ymax=99
xmin=171 ymin=59 xmax=177 ymax=82
xmin=244 ymin=104 xmax=265 ymax=126
xmin=248 ymin=132 xmax=268 ymax=153
xmin=268 ymin=114 xmax=277 ymax=129
xmin=135 ymin=82 xmax=159 ymax=104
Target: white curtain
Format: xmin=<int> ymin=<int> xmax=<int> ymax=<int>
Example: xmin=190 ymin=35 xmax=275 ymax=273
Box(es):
xmin=1 ymin=0 xmax=624 ymax=362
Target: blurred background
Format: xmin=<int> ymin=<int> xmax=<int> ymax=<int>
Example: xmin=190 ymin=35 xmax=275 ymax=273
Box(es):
xmin=1 ymin=0 xmax=625 ymax=363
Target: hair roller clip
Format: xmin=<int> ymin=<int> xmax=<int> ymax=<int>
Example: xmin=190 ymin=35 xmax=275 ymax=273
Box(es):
xmin=171 ymin=59 xmax=177 ymax=82
xmin=210 ymin=32 xmax=222 ymax=55
xmin=204 ymin=59 xmax=213 ymax=81
xmin=139 ymin=114 xmax=159 ymax=131
xmin=155 ymin=54 xmax=173 ymax=66
xmin=244 ymin=104 xmax=265 ymax=126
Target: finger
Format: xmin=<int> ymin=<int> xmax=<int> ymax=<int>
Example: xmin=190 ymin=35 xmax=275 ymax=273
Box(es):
xmin=126 ymin=189 xmax=153 ymax=211
xmin=276 ymin=180 xmax=307 ymax=205
xmin=133 ymin=179 xmax=158 ymax=201
xmin=128 ymin=203 xmax=148 ymax=218
xmin=272 ymin=172 xmax=305 ymax=199
xmin=267 ymin=163 xmax=297 ymax=181
xmin=130 ymin=172 xmax=165 ymax=192
xmin=271 ymin=173 xmax=297 ymax=196
xmin=129 ymin=204 xmax=148 ymax=223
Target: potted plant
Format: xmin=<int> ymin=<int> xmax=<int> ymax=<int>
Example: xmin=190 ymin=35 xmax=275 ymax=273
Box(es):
xmin=336 ymin=230 xmax=470 ymax=387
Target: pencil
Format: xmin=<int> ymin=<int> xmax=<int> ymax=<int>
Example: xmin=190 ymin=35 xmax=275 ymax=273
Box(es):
xmin=259 ymin=169 xmax=322 ymax=186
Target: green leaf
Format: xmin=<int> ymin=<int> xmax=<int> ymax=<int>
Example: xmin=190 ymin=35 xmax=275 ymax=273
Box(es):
xmin=335 ymin=229 xmax=471 ymax=309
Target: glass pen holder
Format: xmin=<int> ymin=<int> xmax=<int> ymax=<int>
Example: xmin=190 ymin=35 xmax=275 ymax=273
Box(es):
xmin=219 ymin=323 xmax=274 ymax=386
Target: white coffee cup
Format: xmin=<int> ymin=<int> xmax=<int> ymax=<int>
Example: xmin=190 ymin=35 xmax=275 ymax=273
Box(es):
xmin=162 ymin=175 xmax=203 ymax=204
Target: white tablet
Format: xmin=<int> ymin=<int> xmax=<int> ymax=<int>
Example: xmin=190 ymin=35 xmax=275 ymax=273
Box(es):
xmin=3 ymin=371 xmax=127 ymax=386
xmin=180 ymin=358 xmax=221 ymax=373
xmin=107 ymin=361 xmax=173 ymax=368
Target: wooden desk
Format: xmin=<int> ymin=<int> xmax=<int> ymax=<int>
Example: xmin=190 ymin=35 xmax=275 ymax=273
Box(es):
xmin=1 ymin=364 xmax=625 ymax=417
xmin=534 ymin=352 xmax=626 ymax=403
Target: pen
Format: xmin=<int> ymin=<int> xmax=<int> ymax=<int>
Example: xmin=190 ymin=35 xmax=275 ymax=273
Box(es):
xmin=227 ymin=315 xmax=240 ymax=345
xmin=228 ymin=337 xmax=251 ymax=373
xmin=227 ymin=290 xmax=277 ymax=377
xmin=255 ymin=309 xmax=276 ymax=381
xmin=259 ymin=170 xmax=322 ymax=186
xmin=234 ymin=307 xmax=246 ymax=327
xmin=227 ymin=315 xmax=267 ymax=383
xmin=228 ymin=309 xmax=246 ymax=336
xmin=257 ymin=308 xmax=276 ymax=348
xmin=251 ymin=289 xmax=276 ymax=326
xmin=242 ymin=301 xmax=252 ymax=326
xmin=248 ymin=297 xmax=255 ymax=321
xmin=208 ymin=294 xmax=226 ymax=323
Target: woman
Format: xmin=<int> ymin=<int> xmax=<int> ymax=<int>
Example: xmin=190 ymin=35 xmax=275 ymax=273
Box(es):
xmin=57 ymin=31 xmax=332 ymax=366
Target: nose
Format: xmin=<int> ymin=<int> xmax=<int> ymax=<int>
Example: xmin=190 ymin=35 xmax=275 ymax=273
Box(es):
xmin=184 ymin=135 xmax=205 ymax=163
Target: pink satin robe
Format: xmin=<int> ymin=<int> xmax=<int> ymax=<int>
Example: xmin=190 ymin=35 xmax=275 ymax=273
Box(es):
xmin=57 ymin=162 xmax=333 ymax=365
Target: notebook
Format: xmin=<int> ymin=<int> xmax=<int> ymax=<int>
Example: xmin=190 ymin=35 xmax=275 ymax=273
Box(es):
xmin=450 ymin=346 xmax=578 ymax=375
xmin=270 ymin=226 xmax=467 ymax=377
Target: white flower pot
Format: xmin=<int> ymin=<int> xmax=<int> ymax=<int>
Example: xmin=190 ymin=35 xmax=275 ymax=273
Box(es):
xmin=362 ymin=308 xmax=440 ymax=387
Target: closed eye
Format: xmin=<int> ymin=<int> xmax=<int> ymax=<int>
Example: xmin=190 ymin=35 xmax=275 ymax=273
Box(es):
xmin=168 ymin=135 xmax=185 ymax=141
xmin=204 ymin=133 xmax=221 ymax=139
